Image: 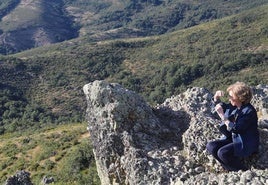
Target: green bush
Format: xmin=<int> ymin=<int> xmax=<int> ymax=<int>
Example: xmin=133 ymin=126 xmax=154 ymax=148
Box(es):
xmin=57 ymin=141 xmax=100 ymax=184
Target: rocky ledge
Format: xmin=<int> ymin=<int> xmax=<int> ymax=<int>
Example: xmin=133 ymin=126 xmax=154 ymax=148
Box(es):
xmin=83 ymin=80 xmax=268 ymax=185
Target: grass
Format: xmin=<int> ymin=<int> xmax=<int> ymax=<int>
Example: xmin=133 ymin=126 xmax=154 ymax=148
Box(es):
xmin=0 ymin=123 xmax=100 ymax=185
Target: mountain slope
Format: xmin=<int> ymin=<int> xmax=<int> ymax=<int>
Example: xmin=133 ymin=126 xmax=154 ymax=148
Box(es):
xmin=0 ymin=0 xmax=78 ymax=54
xmin=0 ymin=0 xmax=19 ymax=19
xmin=1 ymin=0 xmax=268 ymax=54
xmin=65 ymin=0 xmax=268 ymax=38
xmin=0 ymin=4 xmax=267 ymax=133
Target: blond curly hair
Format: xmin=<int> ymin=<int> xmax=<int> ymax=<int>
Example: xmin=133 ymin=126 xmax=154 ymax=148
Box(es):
xmin=227 ymin=82 xmax=253 ymax=104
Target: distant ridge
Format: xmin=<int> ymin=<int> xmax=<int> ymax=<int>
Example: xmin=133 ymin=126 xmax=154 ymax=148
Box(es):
xmin=0 ymin=0 xmax=268 ymax=54
xmin=0 ymin=0 xmax=78 ymax=54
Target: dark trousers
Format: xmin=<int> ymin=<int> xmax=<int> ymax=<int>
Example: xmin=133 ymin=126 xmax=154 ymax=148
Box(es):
xmin=206 ymin=139 xmax=246 ymax=171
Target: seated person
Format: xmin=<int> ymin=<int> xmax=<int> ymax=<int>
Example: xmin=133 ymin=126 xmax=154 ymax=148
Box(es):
xmin=207 ymin=82 xmax=259 ymax=171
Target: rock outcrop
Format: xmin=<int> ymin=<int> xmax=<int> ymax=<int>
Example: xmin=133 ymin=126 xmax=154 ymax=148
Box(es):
xmin=5 ymin=170 xmax=33 ymax=185
xmin=83 ymin=80 xmax=268 ymax=185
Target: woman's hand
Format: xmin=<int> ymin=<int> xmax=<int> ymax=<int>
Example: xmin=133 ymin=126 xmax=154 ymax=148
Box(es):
xmin=214 ymin=90 xmax=225 ymax=102
xmin=215 ymin=103 xmax=225 ymax=121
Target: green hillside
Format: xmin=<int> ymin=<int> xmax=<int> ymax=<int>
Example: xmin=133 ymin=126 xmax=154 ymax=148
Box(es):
xmin=0 ymin=4 xmax=267 ymax=134
xmin=63 ymin=0 xmax=268 ymax=37
xmin=0 ymin=123 xmax=100 ymax=184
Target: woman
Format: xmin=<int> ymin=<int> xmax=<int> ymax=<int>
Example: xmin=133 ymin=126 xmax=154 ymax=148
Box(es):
xmin=206 ymin=82 xmax=259 ymax=171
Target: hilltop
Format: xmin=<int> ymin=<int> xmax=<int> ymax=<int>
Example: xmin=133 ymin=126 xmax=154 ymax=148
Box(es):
xmin=83 ymin=80 xmax=268 ymax=185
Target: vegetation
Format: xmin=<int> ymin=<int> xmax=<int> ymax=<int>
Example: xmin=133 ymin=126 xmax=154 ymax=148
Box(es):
xmin=0 ymin=3 xmax=268 ymax=133
xmin=0 ymin=4 xmax=267 ymax=134
xmin=62 ymin=0 xmax=268 ymax=37
xmin=0 ymin=1 xmax=267 ymax=184
xmin=0 ymin=123 xmax=100 ymax=184
xmin=1 ymin=0 xmax=268 ymax=54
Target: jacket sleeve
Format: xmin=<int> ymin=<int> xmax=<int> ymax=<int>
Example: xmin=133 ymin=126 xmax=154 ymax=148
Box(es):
xmin=219 ymin=123 xmax=232 ymax=138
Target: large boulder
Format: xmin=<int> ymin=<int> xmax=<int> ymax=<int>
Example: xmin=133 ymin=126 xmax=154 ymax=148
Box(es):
xmin=83 ymin=80 xmax=268 ymax=185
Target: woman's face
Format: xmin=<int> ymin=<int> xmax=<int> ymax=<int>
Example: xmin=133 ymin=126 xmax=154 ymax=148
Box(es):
xmin=228 ymin=90 xmax=242 ymax=107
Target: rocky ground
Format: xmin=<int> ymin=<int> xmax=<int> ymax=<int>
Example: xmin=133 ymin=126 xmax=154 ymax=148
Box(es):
xmin=83 ymin=81 xmax=268 ymax=185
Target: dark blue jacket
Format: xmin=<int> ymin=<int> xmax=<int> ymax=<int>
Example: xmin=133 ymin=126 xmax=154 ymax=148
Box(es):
xmin=219 ymin=103 xmax=259 ymax=157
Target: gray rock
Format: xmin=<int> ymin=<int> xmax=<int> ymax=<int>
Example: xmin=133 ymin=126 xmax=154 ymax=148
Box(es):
xmin=41 ymin=176 xmax=54 ymax=184
xmin=83 ymin=81 xmax=268 ymax=185
xmin=5 ymin=170 xmax=33 ymax=185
